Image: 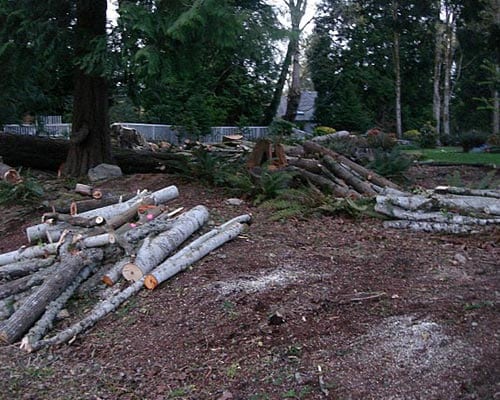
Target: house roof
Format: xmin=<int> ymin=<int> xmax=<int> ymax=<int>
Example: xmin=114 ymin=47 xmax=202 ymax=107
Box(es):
xmin=277 ymin=91 xmax=317 ymax=121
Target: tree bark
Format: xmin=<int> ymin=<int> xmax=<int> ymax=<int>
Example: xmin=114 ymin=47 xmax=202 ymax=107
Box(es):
xmin=122 ymin=205 xmax=209 ymax=281
xmin=0 ymin=247 xmax=103 ymax=344
xmin=144 ymin=214 xmax=252 ymax=290
xmin=392 ymin=0 xmax=402 ymax=138
xmin=433 ymin=4 xmax=443 ymax=137
xmin=0 ymin=243 xmax=59 ymax=267
xmin=63 ymin=0 xmax=111 ymax=177
xmin=0 ymin=257 xmax=55 ymax=280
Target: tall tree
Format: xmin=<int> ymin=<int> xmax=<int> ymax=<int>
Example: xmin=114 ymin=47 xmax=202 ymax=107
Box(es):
xmin=63 ymin=0 xmax=112 ymax=176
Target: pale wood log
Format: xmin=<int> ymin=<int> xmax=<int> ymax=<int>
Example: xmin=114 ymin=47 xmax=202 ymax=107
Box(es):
xmin=144 ymin=215 xmax=251 ymax=290
xmin=0 ymin=162 xmax=22 ymax=184
xmin=0 ymin=243 xmax=59 ymax=267
xmin=434 ymin=186 xmax=500 ymax=199
xmin=0 ymin=257 xmax=55 ymax=280
xmin=375 ymin=201 xmax=500 ymax=225
xmin=303 ymin=141 xmax=399 ymax=189
xmin=48 ymin=193 xmax=135 ymax=214
xmin=42 ymin=212 xmax=105 ymax=228
xmin=287 ymin=166 xmax=361 ymax=199
xmin=383 ymin=220 xmax=485 ymax=234
xmin=74 ymin=183 xmax=93 ymax=196
xmin=20 ymin=263 xmax=99 ymax=352
xmin=121 ymin=205 xmax=209 ymax=282
xmin=287 ymin=157 xmax=323 ymax=174
xmin=102 ymin=258 xmax=130 ymax=286
xmin=80 ymin=233 xmax=116 ymax=248
xmin=0 ymin=247 xmax=103 ymax=344
xmin=25 ymin=279 xmax=145 ymax=352
xmin=0 ymin=265 xmax=55 ymax=300
xmin=322 ymin=155 xmax=378 ymax=196
xmin=435 ymin=194 xmax=500 ymax=216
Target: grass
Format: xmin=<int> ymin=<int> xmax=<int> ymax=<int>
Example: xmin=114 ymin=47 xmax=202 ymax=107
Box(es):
xmin=402 ymin=146 xmax=500 ymax=165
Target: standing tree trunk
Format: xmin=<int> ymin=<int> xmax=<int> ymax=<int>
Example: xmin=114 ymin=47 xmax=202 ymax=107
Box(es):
xmin=284 ymin=0 xmax=307 ymax=123
xmin=392 ymin=1 xmax=402 ymax=139
xmin=493 ymin=64 xmax=499 ymax=135
xmin=63 ymin=0 xmax=112 ymax=177
xmin=433 ymin=13 xmax=443 ymax=137
xmin=441 ymin=5 xmax=457 ymax=139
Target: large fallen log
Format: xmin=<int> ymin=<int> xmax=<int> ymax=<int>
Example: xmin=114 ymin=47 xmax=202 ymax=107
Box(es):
xmin=303 ymin=141 xmax=399 ymax=190
xmin=144 ymin=214 xmax=251 ymax=290
xmin=0 ymin=132 xmax=190 ymax=174
xmin=121 ymin=205 xmax=210 ymax=281
xmin=0 ymin=243 xmax=59 ymax=267
xmin=0 ymin=246 xmax=103 ymax=344
xmin=0 ymin=257 xmax=56 ymax=280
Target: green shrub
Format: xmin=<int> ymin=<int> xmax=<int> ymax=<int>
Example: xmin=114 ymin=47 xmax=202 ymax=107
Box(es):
xmin=418 ymin=122 xmax=438 ymax=148
xmin=0 ymin=174 xmax=44 ymax=205
xmin=487 ymin=134 xmax=500 ymax=146
xmin=402 ymin=129 xmax=421 ymax=142
xmin=313 ymin=126 xmax=336 ymax=137
xmin=268 ymin=118 xmax=295 ymax=139
xmin=367 ymin=148 xmax=412 ymax=179
xmin=366 ymin=128 xmax=397 ymax=150
xmin=459 ymin=130 xmax=489 ymax=152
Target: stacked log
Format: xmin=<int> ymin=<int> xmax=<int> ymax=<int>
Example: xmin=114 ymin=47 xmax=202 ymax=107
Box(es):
xmin=0 ymin=185 xmax=251 ymax=351
xmin=376 ymin=187 xmax=500 ymax=233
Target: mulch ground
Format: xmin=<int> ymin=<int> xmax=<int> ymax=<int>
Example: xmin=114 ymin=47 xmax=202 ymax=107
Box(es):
xmin=0 ymin=164 xmax=498 ymax=400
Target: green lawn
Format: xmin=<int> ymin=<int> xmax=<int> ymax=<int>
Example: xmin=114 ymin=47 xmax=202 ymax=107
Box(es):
xmin=402 ymin=146 xmax=500 ymax=165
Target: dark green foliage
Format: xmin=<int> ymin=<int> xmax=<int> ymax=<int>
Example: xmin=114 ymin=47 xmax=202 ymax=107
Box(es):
xmin=367 ymin=148 xmax=412 ymax=180
xmin=418 ymin=122 xmax=438 ymax=149
xmin=254 ymin=171 xmax=295 ymax=205
xmin=459 ymin=130 xmax=489 ymax=152
xmin=268 ymin=118 xmax=296 ymax=139
xmin=0 ymin=174 xmax=44 ymax=205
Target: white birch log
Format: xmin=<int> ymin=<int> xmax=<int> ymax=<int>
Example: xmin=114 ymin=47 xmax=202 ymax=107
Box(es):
xmin=144 ymin=214 xmax=251 ymax=290
xmin=121 ymin=205 xmax=209 ymax=282
xmin=0 ymin=243 xmax=59 ymax=267
xmin=24 ymin=279 xmax=145 ymax=352
xmin=0 ymin=257 xmax=55 ymax=280
xmin=383 ymin=220 xmax=483 ymax=234
xmin=375 ymin=202 xmax=500 ymax=225
xmin=434 ymin=186 xmax=500 ymax=199
xmin=20 ymin=263 xmax=99 ymax=352
xmin=434 ymin=194 xmax=500 ymax=216
xmin=80 ymin=233 xmax=116 ymax=248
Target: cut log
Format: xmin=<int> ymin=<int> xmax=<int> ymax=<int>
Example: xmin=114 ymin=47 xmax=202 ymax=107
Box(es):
xmin=48 ymin=193 xmax=136 ymax=215
xmin=74 ymin=183 xmax=93 ymax=196
xmin=247 ymin=139 xmax=287 ymax=170
xmin=0 ymin=247 xmax=103 ymax=344
xmin=287 ymin=166 xmax=361 ymax=199
xmin=0 ymin=243 xmax=59 ymax=267
xmin=144 ymin=214 xmax=251 ymax=290
xmin=0 ymin=265 xmax=55 ymax=300
xmin=20 ymin=263 xmax=99 ymax=351
xmin=383 ymin=220 xmax=484 ymax=234
xmin=0 ymin=162 xmax=22 ymax=184
xmin=121 ymin=205 xmax=209 ymax=282
xmin=309 ymin=130 xmax=350 ymax=143
xmin=25 ymin=279 xmax=145 ymax=352
xmin=303 ymin=141 xmax=399 ymax=189
xmin=26 ymin=185 xmax=179 ymax=243
xmin=322 ymin=155 xmax=378 ymax=196
xmin=434 ymin=186 xmax=500 ymax=199
xmin=102 ymin=258 xmax=130 ymax=286
xmin=0 ymin=257 xmax=55 ymax=280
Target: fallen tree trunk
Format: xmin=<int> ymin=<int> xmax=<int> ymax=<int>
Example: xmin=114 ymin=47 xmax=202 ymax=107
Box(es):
xmin=0 ymin=265 xmax=55 ymax=300
xmin=144 ymin=214 xmax=252 ymax=290
xmin=303 ymin=141 xmax=399 ymax=190
xmin=322 ymin=155 xmax=378 ymax=196
xmin=0 ymin=243 xmax=59 ymax=267
xmin=0 ymin=247 xmax=103 ymax=344
xmin=20 ymin=263 xmax=99 ymax=351
xmin=0 ymin=133 xmax=190 ymax=174
xmin=0 ymin=257 xmax=55 ymax=280
xmin=433 ymin=186 xmax=500 ymax=199
xmin=287 ymin=166 xmax=361 ymax=199
xmin=383 ymin=220 xmax=485 ymax=234
xmin=121 ymin=205 xmax=210 ymax=281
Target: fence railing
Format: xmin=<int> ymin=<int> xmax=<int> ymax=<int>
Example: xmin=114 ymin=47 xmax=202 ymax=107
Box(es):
xmin=3 ymin=119 xmax=270 ymax=144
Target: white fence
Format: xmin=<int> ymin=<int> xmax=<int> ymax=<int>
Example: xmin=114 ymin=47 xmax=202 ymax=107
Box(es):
xmin=3 ymin=118 xmax=270 ymax=144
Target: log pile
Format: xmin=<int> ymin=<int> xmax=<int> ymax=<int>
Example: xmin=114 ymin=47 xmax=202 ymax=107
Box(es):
xmin=0 ymin=184 xmax=251 ymax=351
xmin=376 ymin=186 xmax=500 ymax=233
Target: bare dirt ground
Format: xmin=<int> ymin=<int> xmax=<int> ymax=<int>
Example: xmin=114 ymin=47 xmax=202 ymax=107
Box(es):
xmin=0 ymin=164 xmax=499 ymax=400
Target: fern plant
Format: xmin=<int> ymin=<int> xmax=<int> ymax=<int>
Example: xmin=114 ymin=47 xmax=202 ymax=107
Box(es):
xmin=253 ymin=171 xmax=295 ymax=205
xmin=0 ymin=174 xmax=44 ymax=205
